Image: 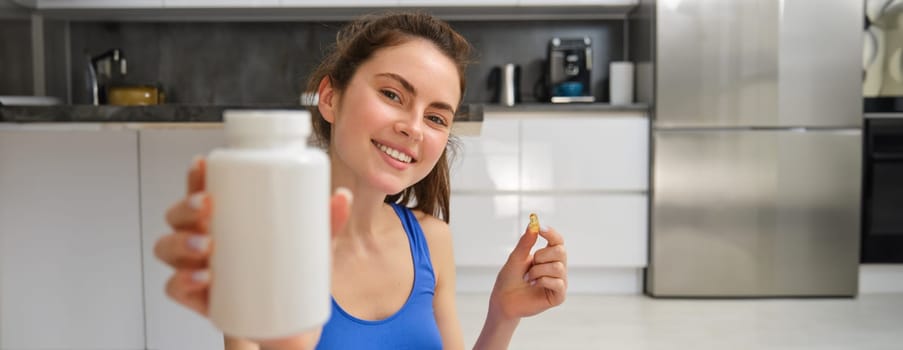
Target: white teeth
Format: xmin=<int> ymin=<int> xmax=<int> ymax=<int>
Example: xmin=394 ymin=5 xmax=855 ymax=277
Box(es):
xmin=376 ymin=142 xmax=412 ymax=163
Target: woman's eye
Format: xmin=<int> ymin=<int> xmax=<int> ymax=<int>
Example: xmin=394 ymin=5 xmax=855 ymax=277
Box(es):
xmin=381 ymin=90 xmax=401 ymax=102
xmin=427 ymin=115 xmax=448 ymax=127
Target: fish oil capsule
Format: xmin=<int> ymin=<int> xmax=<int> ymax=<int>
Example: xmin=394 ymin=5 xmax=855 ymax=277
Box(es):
xmin=529 ymin=213 xmax=540 ymax=234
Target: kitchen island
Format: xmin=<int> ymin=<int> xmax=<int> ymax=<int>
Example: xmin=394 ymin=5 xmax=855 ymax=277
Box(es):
xmin=0 ymin=102 xmax=649 ymax=350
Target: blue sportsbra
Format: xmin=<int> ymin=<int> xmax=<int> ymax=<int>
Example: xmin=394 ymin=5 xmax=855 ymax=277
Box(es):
xmin=315 ymin=203 xmax=443 ymax=349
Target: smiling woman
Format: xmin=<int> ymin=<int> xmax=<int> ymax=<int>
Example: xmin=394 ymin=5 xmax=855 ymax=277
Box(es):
xmin=315 ymin=38 xmax=461 ymax=208
xmin=154 ymin=11 xmax=568 ymax=350
xmin=305 ymin=12 xmax=472 ymax=223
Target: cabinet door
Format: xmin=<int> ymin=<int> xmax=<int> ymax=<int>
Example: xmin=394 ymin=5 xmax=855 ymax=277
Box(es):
xmin=36 ymin=0 xmax=163 ymax=8
xmin=450 ymin=118 xmax=520 ymax=192
xmin=449 ymin=194 xmax=521 ymax=267
xmin=164 ymin=0 xmax=279 ymax=7
xmin=518 ymin=0 xmax=637 ymax=5
xmin=650 ymin=130 xmax=860 ymax=296
xmin=521 ymin=115 xmax=648 ymax=191
xmin=280 ymin=0 xmax=397 ymax=6
xmin=399 ymin=0 xmax=515 ymax=6
xmin=0 ymin=129 xmax=144 ymax=350
xmin=521 ymin=194 xmax=647 ymax=268
xmin=139 ymin=128 xmax=226 ymax=350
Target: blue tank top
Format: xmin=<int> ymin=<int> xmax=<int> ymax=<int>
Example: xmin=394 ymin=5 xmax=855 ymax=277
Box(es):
xmin=315 ymin=203 xmax=443 ymax=349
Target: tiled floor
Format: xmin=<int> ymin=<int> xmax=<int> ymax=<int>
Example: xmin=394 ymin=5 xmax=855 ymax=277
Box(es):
xmin=456 ymin=293 xmax=903 ymax=350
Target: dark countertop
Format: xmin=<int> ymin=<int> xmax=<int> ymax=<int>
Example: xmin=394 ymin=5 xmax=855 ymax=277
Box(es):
xmin=482 ymin=102 xmax=649 ymax=113
xmin=0 ymin=105 xmax=371 ymax=123
xmin=865 ymin=113 xmax=903 ymax=119
xmin=0 ymin=102 xmax=649 ymax=124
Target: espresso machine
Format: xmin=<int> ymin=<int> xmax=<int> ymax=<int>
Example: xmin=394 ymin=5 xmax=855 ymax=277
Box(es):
xmin=547 ymin=37 xmax=594 ymax=103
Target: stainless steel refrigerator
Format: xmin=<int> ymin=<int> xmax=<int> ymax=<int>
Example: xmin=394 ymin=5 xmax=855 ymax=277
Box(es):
xmin=646 ymin=0 xmax=863 ymax=297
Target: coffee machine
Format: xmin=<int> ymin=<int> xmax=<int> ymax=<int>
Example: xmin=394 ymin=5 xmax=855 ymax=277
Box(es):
xmin=547 ymin=37 xmax=594 ymax=103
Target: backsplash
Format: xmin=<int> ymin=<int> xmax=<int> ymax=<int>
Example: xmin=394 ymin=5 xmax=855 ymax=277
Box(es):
xmin=0 ymin=19 xmax=33 ymax=96
xmin=70 ymin=21 xmax=335 ymax=105
xmin=453 ymin=20 xmax=623 ymax=104
xmin=68 ymin=20 xmax=623 ymax=105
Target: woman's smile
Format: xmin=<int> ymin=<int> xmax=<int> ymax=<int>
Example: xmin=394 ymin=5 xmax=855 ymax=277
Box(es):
xmin=372 ymin=139 xmax=416 ymax=170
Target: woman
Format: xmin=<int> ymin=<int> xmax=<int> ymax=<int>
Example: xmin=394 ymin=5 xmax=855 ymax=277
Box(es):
xmin=154 ymin=11 xmax=568 ymax=350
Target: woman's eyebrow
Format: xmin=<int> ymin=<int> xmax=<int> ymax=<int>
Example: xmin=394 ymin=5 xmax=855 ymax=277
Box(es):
xmin=377 ymin=72 xmax=456 ymax=115
xmin=377 ymin=72 xmax=417 ymax=95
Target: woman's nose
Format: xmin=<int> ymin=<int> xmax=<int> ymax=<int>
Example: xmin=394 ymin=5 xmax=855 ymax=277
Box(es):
xmin=395 ymin=118 xmax=424 ymax=142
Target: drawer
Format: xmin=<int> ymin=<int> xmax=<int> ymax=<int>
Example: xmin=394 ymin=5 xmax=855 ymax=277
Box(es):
xmin=450 ymin=118 xmax=520 ymax=191
xmin=521 ymin=194 xmax=648 ymax=267
xmin=521 ymin=117 xmax=648 ymax=191
xmin=449 ymin=194 xmax=521 ymax=266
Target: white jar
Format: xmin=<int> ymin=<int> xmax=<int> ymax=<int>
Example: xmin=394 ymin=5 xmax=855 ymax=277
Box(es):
xmin=207 ymin=110 xmax=330 ymax=340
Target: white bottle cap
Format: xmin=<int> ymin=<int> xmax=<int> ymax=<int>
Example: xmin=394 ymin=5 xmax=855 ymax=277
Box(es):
xmin=223 ymin=110 xmax=311 ymax=138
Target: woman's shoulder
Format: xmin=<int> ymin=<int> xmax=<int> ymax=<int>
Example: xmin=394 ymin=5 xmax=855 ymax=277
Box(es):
xmin=411 ymin=210 xmax=448 ymax=233
xmin=411 ymin=210 xmax=454 ymax=273
xmin=411 ymin=210 xmax=452 ymax=245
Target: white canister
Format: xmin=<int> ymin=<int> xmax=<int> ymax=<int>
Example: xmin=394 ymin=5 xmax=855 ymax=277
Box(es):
xmin=609 ymin=61 xmax=635 ymax=105
xmin=207 ymin=110 xmax=330 ymax=340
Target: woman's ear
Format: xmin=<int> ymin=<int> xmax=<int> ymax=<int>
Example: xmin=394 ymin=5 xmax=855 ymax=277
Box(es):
xmin=317 ymin=76 xmax=338 ymax=124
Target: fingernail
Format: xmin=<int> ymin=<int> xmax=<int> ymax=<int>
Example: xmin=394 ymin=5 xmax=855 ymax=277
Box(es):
xmin=335 ymin=187 xmax=353 ymax=204
xmin=530 ymin=280 xmax=537 ymax=287
xmin=187 ymin=235 xmax=210 ymax=252
xmin=541 ymin=225 xmax=550 ymax=233
xmin=188 ymin=193 xmax=205 ymax=210
xmin=523 ymin=273 xmax=530 ymax=282
xmin=192 ymin=270 xmax=210 ymax=283
xmin=191 ymin=155 xmax=203 ymax=170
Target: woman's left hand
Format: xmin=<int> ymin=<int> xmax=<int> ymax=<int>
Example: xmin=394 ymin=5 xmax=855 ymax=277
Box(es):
xmin=489 ymin=225 xmax=567 ymax=320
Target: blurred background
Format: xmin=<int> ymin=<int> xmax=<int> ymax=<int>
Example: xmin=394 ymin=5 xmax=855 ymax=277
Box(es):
xmin=1 ymin=0 xmax=901 ymax=349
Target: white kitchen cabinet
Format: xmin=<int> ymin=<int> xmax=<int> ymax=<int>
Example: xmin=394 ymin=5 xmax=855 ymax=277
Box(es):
xmin=32 ymin=0 xmax=636 ymax=9
xmin=518 ymin=0 xmax=637 ymax=6
xmin=449 ymin=194 xmax=521 ymax=267
xmin=280 ymin=0 xmax=397 ymax=6
xmin=164 ymin=0 xmax=279 ymax=7
xmin=450 ymin=118 xmax=519 ymax=192
xmin=399 ymin=0 xmax=515 ymax=6
xmin=35 ymin=0 xmax=163 ymax=8
xmin=138 ymin=127 xmax=226 ymax=350
xmin=449 ymin=112 xmax=650 ymax=293
xmin=521 ymin=194 xmax=647 ymax=267
xmin=521 ymin=114 xmax=648 ymax=191
xmin=0 ymin=129 xmax=144 ymax=350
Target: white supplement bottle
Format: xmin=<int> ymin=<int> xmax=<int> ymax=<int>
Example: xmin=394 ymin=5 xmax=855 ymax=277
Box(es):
xmin=207 ymin=110 xmax=330 ymax=340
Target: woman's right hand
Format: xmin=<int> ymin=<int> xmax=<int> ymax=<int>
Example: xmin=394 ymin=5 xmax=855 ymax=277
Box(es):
xmin=154 ymin=156 xmax=352 ymax=350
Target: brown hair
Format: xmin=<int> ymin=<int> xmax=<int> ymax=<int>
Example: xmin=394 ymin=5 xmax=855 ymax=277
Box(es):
xmin=305 ymin=11 xmax=473 ymax=223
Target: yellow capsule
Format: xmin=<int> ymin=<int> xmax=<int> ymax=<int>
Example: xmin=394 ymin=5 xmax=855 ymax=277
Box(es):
xmin=528 ymin=213 xmax=540 ymax=234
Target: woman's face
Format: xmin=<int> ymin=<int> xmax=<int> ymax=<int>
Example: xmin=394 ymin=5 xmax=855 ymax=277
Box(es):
xmin=319 ymin=38 xmax=461 ymax=195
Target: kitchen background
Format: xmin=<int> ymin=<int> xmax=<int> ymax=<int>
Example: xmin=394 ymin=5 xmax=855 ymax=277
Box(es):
xmin=1 ymin=0 xmax=902 ymax=349
xmin=68 ymin=20 xmax=621 ymax=104
xmin=2 ymin=15 xmax=628 ymax=105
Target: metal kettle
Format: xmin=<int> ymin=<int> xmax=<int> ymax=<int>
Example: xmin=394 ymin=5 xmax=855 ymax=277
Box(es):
xmin=86 ymin=48 xmax=127 ymax=105
xmin=489 ymin=63 xmax=521 ymax=106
